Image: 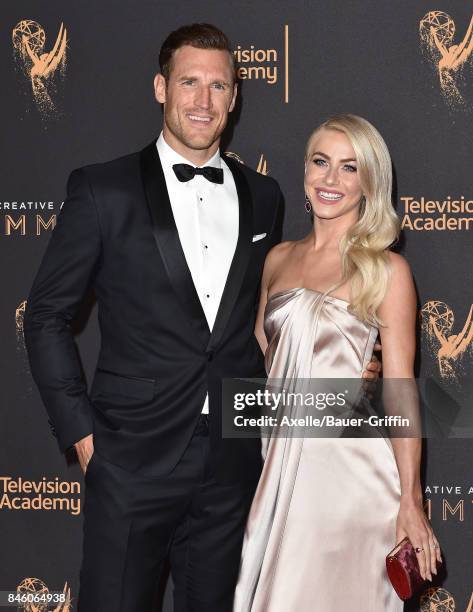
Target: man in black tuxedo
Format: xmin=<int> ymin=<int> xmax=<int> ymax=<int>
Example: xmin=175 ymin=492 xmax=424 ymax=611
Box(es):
xmin=25 ymin=23 xmax=282 ymax=612
xmin=25 ymin=23 xmax=379 ymax=612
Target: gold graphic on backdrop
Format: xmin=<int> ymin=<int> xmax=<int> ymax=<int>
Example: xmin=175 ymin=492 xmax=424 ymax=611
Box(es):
xmin=256 ymin=154 xmax=268 ymax=175
xmin=421 ymin=300 xmax=473 ymax=380
xmin=12 ymin=20 xmax=67 ymax=116
xmin=420 ymin=12 xmax=473 ymax=107
xmin=16 ymin=299 xmax=27 ymax=357
xmin=225 ymin=152 xmax=269 ymax=175
xmin=16 ymin=300 xmax=27 ymax=334
xmin=468 ymin=591 xmax=473 ymax=612
xmin=225 ymin=152 xmax=244 ymax=164
xmin=15 ymin=300 xmax=32 ymax=393
xmin=420 ymin=587 xmax=455 ymax=611
xmin=16 ymin=578 xmax=71 ymax=611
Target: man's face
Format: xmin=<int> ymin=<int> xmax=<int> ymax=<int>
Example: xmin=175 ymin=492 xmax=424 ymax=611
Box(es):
xmin=154 ymin=46 xmax=237 ymax=160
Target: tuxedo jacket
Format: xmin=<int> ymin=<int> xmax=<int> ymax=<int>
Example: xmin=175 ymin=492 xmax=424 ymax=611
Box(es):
xmin=24 ymin=140 xmax=284 ymax=483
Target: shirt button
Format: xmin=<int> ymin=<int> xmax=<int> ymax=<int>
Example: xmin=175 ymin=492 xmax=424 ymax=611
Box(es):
xmin=206 ymin=294 xmax=210 ymax=298
xmin=203 ymin=244 xmax=208 ymax=250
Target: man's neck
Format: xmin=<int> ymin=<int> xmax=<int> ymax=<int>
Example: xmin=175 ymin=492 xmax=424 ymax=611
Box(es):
xmin=162 ymin=128 xmax=219 ymax=166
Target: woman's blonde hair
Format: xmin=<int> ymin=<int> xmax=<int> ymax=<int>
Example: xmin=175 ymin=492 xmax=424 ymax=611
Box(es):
xmin=305 ymin=114 xmax=400 ymax=325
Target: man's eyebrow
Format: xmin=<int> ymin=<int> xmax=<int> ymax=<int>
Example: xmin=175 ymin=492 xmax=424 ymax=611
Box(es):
xmin=177 ymin=75 xmax=231 ymax=87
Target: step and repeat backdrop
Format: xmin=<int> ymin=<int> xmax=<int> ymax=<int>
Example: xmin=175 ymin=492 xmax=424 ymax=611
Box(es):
xmin=1 ymin=1 xmax=472 ymax=610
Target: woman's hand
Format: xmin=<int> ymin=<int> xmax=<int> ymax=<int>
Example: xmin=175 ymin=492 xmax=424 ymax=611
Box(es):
xmin=362 ymin=343 xmax=382 ymax=380
xmin=396 ymin=496 xmax=442 ymax=581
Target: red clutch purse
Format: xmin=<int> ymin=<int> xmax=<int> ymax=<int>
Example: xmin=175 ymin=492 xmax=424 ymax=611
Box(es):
xmin=386 ymin=537 xmax=427 ymax=600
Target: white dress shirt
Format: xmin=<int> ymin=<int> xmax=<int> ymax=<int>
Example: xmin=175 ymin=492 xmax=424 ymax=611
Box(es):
xmin=156 ymin=133 xmax=239 ymax=413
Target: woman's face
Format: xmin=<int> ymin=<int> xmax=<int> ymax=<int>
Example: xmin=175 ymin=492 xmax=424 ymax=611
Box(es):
xmin=304 ymin=128 xmax=364 ymax=223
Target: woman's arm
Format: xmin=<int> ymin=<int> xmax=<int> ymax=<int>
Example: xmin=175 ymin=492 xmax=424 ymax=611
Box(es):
xmin=254 ymin=243 xmax=291 ymax=353
xmin=378 ymin=252 xmax=441 ymax=581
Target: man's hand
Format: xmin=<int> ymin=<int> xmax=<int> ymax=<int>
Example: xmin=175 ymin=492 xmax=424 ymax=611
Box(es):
xmin=362 ymin=342 xmax=382 ymax=381
xmin=74 ymin=433 xmax=94 ymax=475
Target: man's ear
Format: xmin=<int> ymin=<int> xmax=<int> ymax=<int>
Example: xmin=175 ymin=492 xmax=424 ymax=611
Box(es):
xmin=154 ymin=73 xmax=166 ymax=104
xmin=228 ymin=82 xmax=238 ymax=113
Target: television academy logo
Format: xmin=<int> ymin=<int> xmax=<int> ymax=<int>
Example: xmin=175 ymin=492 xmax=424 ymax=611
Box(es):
xmin=12 ymin=20 xmax=68 ymax=116
xmin=14 ymin=577 xmax=71 ymax=611
xmin=0 ymin=475 xmax=81 ymax=515
xmin=233 ymin=25 xmax=289 ymax=103
xmin=419 ymin=12 xmax=473 ymax=108
xmin=400 ymin=195 xmax=473 ymax=231
xmin=421 ymin=301 xmax=473 ymax=381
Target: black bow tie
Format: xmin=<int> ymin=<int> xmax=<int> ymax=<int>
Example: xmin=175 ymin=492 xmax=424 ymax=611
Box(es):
xmin=173 ymin=163 xmax=224 ymax=184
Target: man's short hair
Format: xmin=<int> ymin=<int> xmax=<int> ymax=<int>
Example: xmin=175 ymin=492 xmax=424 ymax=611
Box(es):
xmin=159 ymin=23 xmax=236 ymax=81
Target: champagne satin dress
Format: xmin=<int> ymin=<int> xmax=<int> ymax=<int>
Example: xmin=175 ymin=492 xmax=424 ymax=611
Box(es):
xmin=233 ymin=288 xmax=402 ymax=612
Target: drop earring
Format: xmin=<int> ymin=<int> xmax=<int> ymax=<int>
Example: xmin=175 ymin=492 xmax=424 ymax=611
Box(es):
xmin=305 ymin=195 xmax=312 ymax=214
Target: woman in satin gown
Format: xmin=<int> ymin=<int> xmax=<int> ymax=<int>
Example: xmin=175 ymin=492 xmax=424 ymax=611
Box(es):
xmin=233 ymin=114 xmax=441 ymax=611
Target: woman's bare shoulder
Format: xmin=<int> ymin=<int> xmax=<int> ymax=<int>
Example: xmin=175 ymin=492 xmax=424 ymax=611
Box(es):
xmin=266 ymin=240 xmax=295 ymax=261
xmin=387 ymin=251 xmax=414 ymax=286
xmin=379 ymin=251 xmax=416 ymax=316
xmin=262 ymin=241 xmax=297 ymax=284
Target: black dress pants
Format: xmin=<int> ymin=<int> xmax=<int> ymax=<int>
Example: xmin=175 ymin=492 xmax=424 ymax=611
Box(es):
xmin=78 ymin=416 xmax=257 ymax=612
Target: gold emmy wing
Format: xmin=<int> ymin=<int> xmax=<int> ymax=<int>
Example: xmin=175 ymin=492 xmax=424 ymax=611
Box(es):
xmin=233 ymin=288 xmax=402 ymax=612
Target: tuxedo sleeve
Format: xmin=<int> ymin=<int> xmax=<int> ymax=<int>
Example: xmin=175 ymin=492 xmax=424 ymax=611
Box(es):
xmin=24 ymin=168 xmax=102 ymax=452
xmin=269 ymin=183 xmax=284 ymax=248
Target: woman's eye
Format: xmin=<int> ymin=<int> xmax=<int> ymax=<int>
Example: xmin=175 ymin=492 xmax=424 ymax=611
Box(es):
xmin=313 ymin=158 xmax=326 ymax=166
xmin=344 ymin=165 xmax=357 ymax=173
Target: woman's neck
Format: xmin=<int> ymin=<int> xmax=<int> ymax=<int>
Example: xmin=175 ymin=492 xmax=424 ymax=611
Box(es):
xmin=310 ymin=216 xmax=354 ymax=251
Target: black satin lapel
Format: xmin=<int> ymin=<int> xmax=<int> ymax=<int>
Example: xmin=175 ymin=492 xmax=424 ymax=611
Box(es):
xmin=206 ymin=156 xmax=253 ymax=353
xmin=140 ymin=142 xmax=210 ymax=343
